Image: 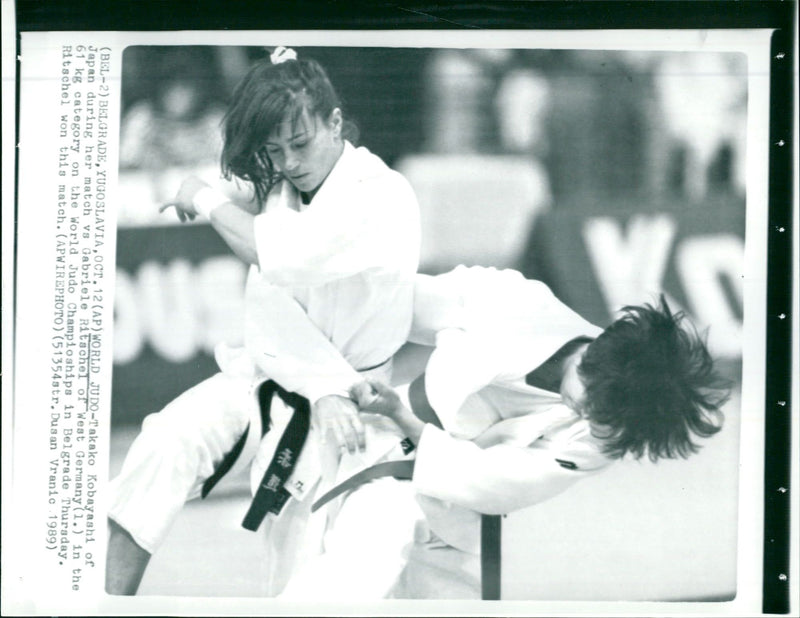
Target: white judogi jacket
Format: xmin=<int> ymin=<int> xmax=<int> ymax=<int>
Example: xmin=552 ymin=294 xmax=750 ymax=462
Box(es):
xmin=217 ymin=140 xmax=419 ymax=400
xmin=408 ymin=266 xmax=613 ymax=554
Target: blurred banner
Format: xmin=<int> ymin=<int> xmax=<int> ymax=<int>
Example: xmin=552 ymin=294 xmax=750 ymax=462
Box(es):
xmin=521 ymin=196 xmax=745 ymax=361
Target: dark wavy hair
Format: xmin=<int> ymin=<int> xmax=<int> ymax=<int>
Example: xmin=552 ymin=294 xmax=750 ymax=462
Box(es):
xmin=220 ymin=53 xmax=356 ymax=205
xmin=578 ymin=296 xmax=729 ymax=462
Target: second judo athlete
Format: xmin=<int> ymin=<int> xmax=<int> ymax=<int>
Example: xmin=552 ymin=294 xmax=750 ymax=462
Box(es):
xmin=276 ymin=265 xmax=729 ymax=599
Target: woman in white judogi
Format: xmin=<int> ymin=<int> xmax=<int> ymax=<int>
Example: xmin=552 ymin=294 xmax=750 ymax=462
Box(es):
xmin=289 ymin=265 xmax=725 ymax=599
xmin=106 ymin=48 xmax=421 ymax=596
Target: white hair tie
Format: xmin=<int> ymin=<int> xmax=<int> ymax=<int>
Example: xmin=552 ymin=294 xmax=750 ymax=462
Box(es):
xmin=271 ymin=46 xmax=298 ymax=64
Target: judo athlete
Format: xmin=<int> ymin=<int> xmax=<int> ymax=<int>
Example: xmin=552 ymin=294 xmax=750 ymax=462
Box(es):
xmin=105 ymin=48 xmax=421 ymax=595
xmin=282 ymin=265 xmax=729 ymax=600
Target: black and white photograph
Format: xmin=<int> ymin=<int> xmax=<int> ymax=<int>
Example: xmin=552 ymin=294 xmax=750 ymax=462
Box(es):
xmin=3 ymin=5 xmax=796 ymax=616
xmin=108 ymin=42 xmax=745 ymax=601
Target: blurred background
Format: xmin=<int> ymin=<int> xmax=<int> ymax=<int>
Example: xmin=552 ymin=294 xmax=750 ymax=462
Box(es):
xmin=111 ymin=46 xmax=746 ymax=600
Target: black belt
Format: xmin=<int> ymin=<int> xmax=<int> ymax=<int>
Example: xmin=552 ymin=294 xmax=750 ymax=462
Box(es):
xmin=241 ymin=382 xmax=311 ymax=531
xmin=201 ymin=380 xmax=277 ymax=499
xmin=200 ymin=380 xmax=310 ymax=533
xmin=203 ymin=359 xmax=391 ymax=528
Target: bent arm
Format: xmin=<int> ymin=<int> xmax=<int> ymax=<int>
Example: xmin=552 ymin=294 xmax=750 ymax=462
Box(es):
xmin=412 ymin=424 xmax=591 ymax=514
xmin=171 ymin=172 xmax=417 ymax=288
xmin=245 ymin=283 xmax=360 ymax=403
xmin=351 ymin=381 xmax=594 ymax=514
xmin=163 ymin=176 xmax=260 ymax=263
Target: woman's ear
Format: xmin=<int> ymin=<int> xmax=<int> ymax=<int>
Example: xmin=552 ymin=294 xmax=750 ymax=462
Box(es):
xmin=329 ymin=107 xmax=343 ymax=138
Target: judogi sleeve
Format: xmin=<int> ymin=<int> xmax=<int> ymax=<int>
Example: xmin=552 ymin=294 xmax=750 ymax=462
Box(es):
xmin=423 ymin=328 xmax=500 ymax=437
xmin=242 ymin=283 xmax=361 ymax=403
xmin=418 ymin=267 xmax=552 ymax=435
xmin=416 ymin=266 xmax=600 ymax=435
xmin=412 ymin=424 xmax=609 ymax=514
xmin=252 ymin=173 xmax=418 ymax=287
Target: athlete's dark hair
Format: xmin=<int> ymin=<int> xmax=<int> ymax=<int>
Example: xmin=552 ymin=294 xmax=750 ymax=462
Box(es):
xmin=220 ymin=53 xmax=356 ymax=205
xmin=578 ymin=296 xmax=728 ymax=462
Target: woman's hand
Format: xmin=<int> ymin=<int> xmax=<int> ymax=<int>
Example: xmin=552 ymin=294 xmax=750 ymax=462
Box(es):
xmin=312 ymin=394 xmax=366 ymax=454
xmin=349 ymin=380 xmax=402 ymax=420
xmin=159 ymin=175 xmax=209 ymax=223
xmin=350 ymin=380 xmax=424 ymax=445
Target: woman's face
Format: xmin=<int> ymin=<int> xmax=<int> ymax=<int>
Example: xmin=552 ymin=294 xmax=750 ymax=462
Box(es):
xmin=265 ymin=106 xmax=343 ymax=197
xmin=560 ymin=344 xmax=589 ymax=416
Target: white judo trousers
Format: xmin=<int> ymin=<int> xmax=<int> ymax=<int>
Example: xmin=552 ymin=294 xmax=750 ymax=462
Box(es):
xmin=108 ymin=373 xmax=254 ymax=554
xmin=108 ymin=369 xmax=426 ymax=599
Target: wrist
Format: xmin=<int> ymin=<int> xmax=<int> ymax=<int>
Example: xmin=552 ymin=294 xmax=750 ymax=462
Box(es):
xmin=391 ymin=402 xmax=414 ymax=425
xmin=396 ymin=405 xmax=425 ymax=444
xmin=193 ymin=187 xmax=229 ymax=219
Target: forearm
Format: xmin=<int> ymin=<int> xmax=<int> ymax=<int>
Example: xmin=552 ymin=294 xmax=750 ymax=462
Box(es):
xmin=244 ymin=282 xmax=360 ymax=402
xmin=388 ymin=403 xmax=426 ymax=445
xmin=412 ymin=425 xmax=586 ymax=514
xmin=208 ymin=202 xmax=258 ymax=265
xmin=169 ymin=180 xmax=260 ymax=264
xmin=351 ymin=380 xmax=426 ymax=443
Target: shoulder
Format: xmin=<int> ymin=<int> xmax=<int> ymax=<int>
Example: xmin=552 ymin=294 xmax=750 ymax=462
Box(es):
xmin=440 ymin=265 xmax=547 ymax=288
xmin=342 ymin=142 xmax=387 ymax=178
xmin=347 ymin=143 xmax=415 ymax=190
xmin=548 ymin=420 xmax=615 ymax=473
xmin=343 ymin=147 xmax=419 ymax=216
xmin=437 ymin=266 xmax=557 ymax=310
